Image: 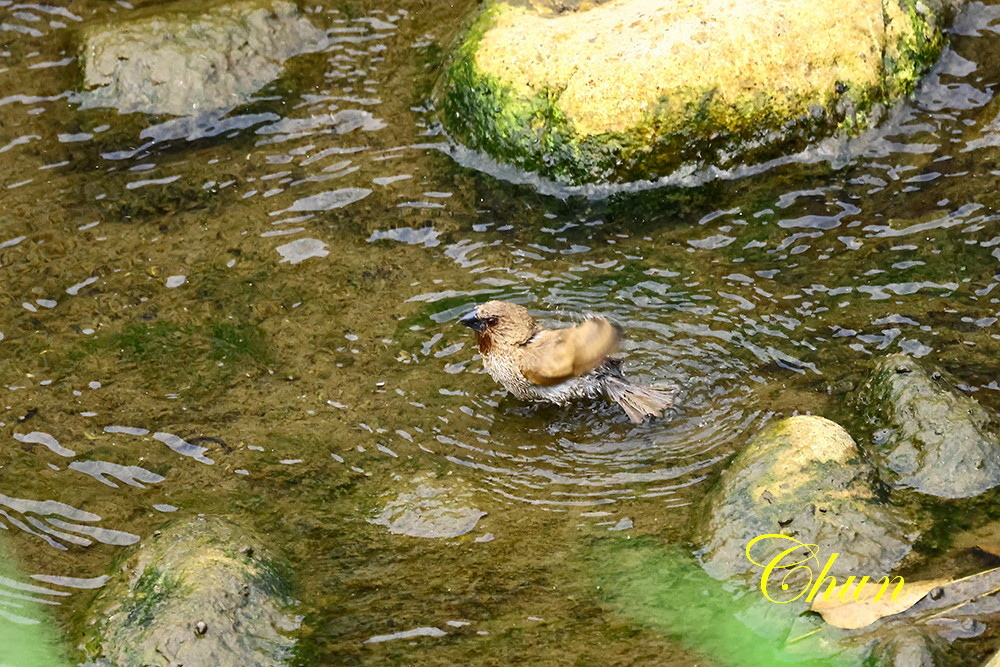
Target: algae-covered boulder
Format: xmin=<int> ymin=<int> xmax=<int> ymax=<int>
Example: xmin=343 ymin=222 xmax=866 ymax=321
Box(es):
xmin=84 ymin=516 xmax=299 ymax=666
xmin=78 ymin=0 xmax=327 ymax=116
xmin=697 ymin=416 xmax=915 ymax=585
xmin=860 ymin=354 xmax=1000 ymax=499
xmin=442 ymin=0 xmax=952 ymax=184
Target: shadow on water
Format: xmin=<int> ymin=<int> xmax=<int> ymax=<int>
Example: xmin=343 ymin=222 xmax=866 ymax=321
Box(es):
xmin=1 ymin=0 xmax=1000 ymax=664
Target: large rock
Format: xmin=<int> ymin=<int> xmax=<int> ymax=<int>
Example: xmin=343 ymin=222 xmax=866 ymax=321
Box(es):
xmin=697 ymin=416 xmax=916 ymax=587
xmin=442 ymin=0 xmax=951 ymax=184
xmin=78 ymin=0 xmax=327 ymax=116
xmin=860 ymin=354 xmax=1000 ymax=499
xmin=83 ymin=516 xmax=299 ymax=666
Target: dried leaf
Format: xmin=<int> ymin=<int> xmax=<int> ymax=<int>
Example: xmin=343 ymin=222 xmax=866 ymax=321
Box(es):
xmin=811 ymin=577 xmax=950 ymax=629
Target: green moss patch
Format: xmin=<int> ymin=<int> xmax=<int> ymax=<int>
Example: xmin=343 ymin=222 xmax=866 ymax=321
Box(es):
xmin=442 ymin=10 xmax=594 ymax=182
xmin=591 ymin=539 xmax=849 ymax=666
xmin=117 ymin=566 xmax=182 ymax=629
xmin=74 ymin=319 xmax=270 ymax=367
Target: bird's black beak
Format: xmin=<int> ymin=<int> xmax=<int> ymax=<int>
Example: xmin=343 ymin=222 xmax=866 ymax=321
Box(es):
xmin=459 ymin=309 xmax=487 ymax=332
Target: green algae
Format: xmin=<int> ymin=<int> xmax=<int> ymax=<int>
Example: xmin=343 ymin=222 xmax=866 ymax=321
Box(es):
xmin=208 ymin=321 xmax=269 ymax=361
xmin=886 ymin=0 xmax=947 ymax=99
xmin=116 ymin=566 xmax=182 ymax=629
xmin=0 ymin=533 xmax=70 ymax=667
xmin=442 ymin=8 xmax=596 ymax=182
xmin=74 ymin=320 xmax=270 ymax=366
xmin=63 ymin=317 xmax=272 ymax=403
xmin=99 ymin=322 xmax=185 ymax=364
xmin=591 ymin=538 xmax=850 ymax=667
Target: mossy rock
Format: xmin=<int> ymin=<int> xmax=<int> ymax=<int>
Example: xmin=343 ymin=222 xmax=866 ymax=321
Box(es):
xmin=441 ymin=0 xmax=954 ymax=185
xmin=860 ymin=354 xmax=1000 ymax=499
xmin=696 ymin=416 xmax=916 ymax=587
xmin=83 ymin=516 xmax=299 ymax=666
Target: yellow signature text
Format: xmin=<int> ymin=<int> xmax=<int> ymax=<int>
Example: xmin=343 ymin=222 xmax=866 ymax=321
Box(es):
xmin=745 ymin=534 xmax=904 ymax=604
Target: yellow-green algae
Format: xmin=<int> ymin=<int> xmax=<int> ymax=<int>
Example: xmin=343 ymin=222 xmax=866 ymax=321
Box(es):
xmin=442 ymin=0 xmax=950 ymax=184
xmin=590 ymin=539 xmax=850 ymax=666
xmin=0 ymin=532 xmax=69 ymax=667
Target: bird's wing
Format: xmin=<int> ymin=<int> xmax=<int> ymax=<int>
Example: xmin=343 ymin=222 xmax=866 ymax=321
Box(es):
xmin=518 ymin=317 xmax=621 ymax=386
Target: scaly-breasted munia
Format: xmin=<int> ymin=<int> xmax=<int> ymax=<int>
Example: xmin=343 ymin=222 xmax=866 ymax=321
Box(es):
xmin=459 ymin=300 xmax=676 ymax=423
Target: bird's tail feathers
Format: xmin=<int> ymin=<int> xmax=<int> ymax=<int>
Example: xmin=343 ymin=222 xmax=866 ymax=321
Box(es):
xmin=604 ymin=379 xmax=677 ymax=424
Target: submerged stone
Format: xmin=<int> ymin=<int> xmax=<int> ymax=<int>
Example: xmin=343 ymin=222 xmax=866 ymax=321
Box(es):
xmin=696 ymin=415 xmax=915 ymax=585
xmin=372 ymin=474 xmax=487 ymax=539
xmin=860 ymin=354 xmax=1000 ymax=499
xmin=84 ymin=516 xmax=299 ymax=666
xmin=867 ymin=631 xmax=947 ymax=667
xmin=77 ymin=0 xmax=327 ymax=116
xmin=442 ymin=0 xmax=953 ymax=184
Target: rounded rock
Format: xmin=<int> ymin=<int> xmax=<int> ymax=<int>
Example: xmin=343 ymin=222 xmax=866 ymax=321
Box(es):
xmin=371 ymin=473 xmax=487 ymax=539
xmin=84 ymin=516 xmax=299 ymax=666
xmin=77 ymin=0 xmax=327 ymax=116
xmin=860 ymin=353 xmax=1000 ymax=499
xmin=442 ymin=0 xmax=953 ymax=184
xmin=696 ymin=415 xmax=915 ymax=585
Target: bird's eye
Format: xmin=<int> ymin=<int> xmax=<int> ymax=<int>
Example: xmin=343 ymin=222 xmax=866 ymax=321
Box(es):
xmin=484 ymin=317 xmax=499 ymax=327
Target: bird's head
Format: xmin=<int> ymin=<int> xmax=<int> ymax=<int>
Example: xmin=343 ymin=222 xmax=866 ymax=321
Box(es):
xmin=459 ymin=300 xmax=536 ymax=352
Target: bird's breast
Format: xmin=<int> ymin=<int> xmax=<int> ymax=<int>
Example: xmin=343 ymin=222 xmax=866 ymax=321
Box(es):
xmin=482 ymin=349 xmax=605 ymax=404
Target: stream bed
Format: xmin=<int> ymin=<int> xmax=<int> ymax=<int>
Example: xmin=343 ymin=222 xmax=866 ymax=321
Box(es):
xmin=2 ymin=0 xmax=1000 ymax=664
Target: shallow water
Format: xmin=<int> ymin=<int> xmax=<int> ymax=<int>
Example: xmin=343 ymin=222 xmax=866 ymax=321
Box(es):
xmin=2 ymin=0 xmax=1000 ymax=664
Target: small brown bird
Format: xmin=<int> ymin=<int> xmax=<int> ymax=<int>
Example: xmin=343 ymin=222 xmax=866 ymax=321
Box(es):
xmin=459 ymin=300 xmax=676 ymax=423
